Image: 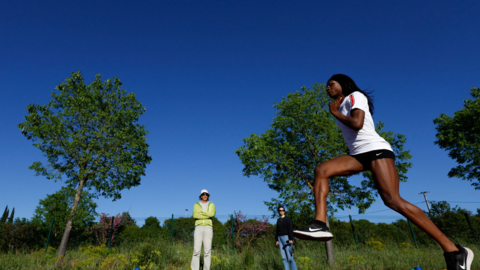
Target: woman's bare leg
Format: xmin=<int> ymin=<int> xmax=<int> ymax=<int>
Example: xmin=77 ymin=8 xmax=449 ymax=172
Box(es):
xmin=314 ymin=155 xmax=363 ymax=223
xmin=371 ymin=158 xmax=458 ymax=252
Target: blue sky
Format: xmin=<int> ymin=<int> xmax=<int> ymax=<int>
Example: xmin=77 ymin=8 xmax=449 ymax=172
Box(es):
xmin=1 ymin=0 xmax=479 ymax=226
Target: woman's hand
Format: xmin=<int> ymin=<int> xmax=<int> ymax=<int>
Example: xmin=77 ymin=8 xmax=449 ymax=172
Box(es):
xmin=329 ymin=96 xmax=344 ymax=115
xmin=329 ymin=96 xmax=365 ymax=131
xmin=276 ymin=241 xmax=279 ymax=247
xmin=288 ymin=240 xmax=293 ymax=244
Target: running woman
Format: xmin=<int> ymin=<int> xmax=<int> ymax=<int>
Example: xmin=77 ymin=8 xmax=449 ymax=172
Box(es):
xmin=293 ymin=74 xmax=474 ymax=270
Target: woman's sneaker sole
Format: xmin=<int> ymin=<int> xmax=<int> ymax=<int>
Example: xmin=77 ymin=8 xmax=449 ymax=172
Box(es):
xmin=293 ymin=230 xmax=334 ymax=241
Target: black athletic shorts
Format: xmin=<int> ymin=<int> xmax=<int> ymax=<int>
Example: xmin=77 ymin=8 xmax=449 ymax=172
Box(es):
xmin=351 ymin=149 xmax=395 ymax=170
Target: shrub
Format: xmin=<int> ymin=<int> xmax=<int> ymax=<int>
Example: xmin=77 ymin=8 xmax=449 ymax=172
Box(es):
xmin=0 ymin=221 xmax=45 ymax=252
xmin=87 ymin=214 xmax=122 ymax=246
xmin=298 ymin=256 xmax=313 ymax=270
xmin=366 ymin=237 xmax=386 ymax=251
xmin=116 ymin=225 xmax=168 ymax=245
xmin=163 ymin=216 xmax=227 ymax=248
xmin=226 ymin=211 xmax=271 ymax=251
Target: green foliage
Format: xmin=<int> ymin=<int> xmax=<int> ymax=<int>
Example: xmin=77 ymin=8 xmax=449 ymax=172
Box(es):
xmin=429 ymin=200 xmax=453 ymax=217
xmin=1 ymin=206 xmax=9 ymax=224
xmin=71 ymin=245 xmax=130 ymax=269
xmin=120 ymin=211 xmax=136 ymax=226
xmin=211 ymin=216 xmax=229 ymax=248
xmin=143 ymin=216 xmax=161 ymax=228
xmin=227 ymin=212 xmax=272 ymax=251
xmin=236 ymin=83 xmax=412 ymax=218
xmin=0 ymin=206 xmax=15 ymax=225
xmin=434 ymin=87 xmax=480 ymax=190
xmin=0 ymin=220 xmax=44 ymax=252
xmin=116 ymin=225 xmax=169 ymax=245
xmin=1 ymin=211 xmax=480 ymax=269
xmin=428 ymin=201 xmax=478 ymax=242
xmin=163 ymin=216 xmax=228 ymax=248
xmin=88 ymin=214 xmax=123 ymax=246
xmin=2 ymin=240 xmax=480 ymax=269
xmin=163 ymin=217 xmax=194 ymax=243
xmin=18 ymin=71 xmax=152 ymax=255
xmin=130 ymin=242 xmax=162 ymax=269
xmin=298 ymin=256 xmax=314 ymax=270
xmin=7 ymin=208 xmax=14 ymax=224
xmin=31 ymin=186 xmax=98 ymax=239
xmin=18 ymin=70 xmax=152 ymax=200
xmin=326 ymin=204 xmax=480 ymax=248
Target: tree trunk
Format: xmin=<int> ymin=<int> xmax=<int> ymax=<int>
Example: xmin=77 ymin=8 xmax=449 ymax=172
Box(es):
xmin=325 ymin=216 xmax=335 ymax=267
xmin=55 ymin=179 xmax=85 ymax=266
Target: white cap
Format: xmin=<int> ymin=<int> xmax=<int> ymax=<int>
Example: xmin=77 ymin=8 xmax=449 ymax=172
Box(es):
xmin=200 ymin=189 xmax=209 ymax=195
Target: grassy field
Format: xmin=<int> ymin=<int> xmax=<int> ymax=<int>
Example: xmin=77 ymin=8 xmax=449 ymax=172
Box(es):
xmin=0 ymin=239 xmax=478 ymax=270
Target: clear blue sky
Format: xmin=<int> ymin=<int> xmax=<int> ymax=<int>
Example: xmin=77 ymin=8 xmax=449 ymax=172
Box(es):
xmin=1 ymin=0 xmax=479 ymax=226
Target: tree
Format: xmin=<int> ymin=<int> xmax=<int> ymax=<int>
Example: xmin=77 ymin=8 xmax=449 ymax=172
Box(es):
xmin=1 ymin=206 xmax=15 ymax=224
xmin=7 ymin=207 xmax=15 ymax=224
xmin=143 ymin=216 xmax=161 ymax=228
xmin=18 ymin=71 xmax=152 ymax=261
xmin=434 ymin=87 xmax=480 ymax=190
xmin=235 ymin=83 xmax=412 ymax=263
xmin=429 ymin=200 xmax=453 ymax=217
xmin=31 ymin=186 xmax=98 ymax=238
xmin=428 ymin=201 xmax=474 ymax=240
xmin=121 ymin=211 xmax=137 ymax=226
xmin=1 ymin=206 xmax=9 ymax=224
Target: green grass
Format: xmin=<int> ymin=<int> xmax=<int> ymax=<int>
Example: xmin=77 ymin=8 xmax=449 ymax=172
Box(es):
xmin=0 ymin=239 xmax=478 ymax=270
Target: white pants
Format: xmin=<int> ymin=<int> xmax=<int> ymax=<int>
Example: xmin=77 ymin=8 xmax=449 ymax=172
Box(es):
xmin=191 ymin=225 xmax=213 ymax=270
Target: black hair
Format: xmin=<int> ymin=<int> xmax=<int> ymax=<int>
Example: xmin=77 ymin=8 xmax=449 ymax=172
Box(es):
xmin=199 ymin=193 xmax=210 ymax=201
xmin=328 ymin=74 xmax=375 ymax=115
xmin=277 ymin=205 xmax=285 ymax=212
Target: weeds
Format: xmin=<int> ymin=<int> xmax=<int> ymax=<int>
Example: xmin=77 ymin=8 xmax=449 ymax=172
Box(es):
xmin=0 ymin=238 xmax=478 ymax=269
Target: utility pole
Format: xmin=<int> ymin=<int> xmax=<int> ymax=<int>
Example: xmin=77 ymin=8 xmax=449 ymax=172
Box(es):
xmin=418 ymin=191 xmax=432 ymax=214
xmin=185 ymin=209 xmax=188 ymax=217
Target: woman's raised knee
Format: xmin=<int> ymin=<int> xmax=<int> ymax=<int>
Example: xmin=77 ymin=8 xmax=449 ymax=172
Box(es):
xmin=314 ymin=164 xmax=330 ymax=178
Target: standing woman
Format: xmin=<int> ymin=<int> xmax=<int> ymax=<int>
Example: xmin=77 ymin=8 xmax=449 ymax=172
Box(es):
xmin=191 ymin=189 xmax=216 ymax=270
xmin=275 ymin=206 xmax=297 ymax=270
xmin=293 ymin=74 xmax=474 ymax=270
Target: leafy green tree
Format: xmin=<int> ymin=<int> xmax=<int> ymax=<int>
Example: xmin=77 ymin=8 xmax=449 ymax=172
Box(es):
xmin=429 ymin=200 xmax=453 ymax=217
xmin=18 ymin=71 xmax=152 ymax=260
xmin=121 ymin=211 xmax=137 ymax=226
xmin=7 ymin=207 xmax=14 ymax=224
xmin=31 ymin=186 xmax=98 ymax=238
xmin=236 ymin=83 xmax=412 ymax=219
xmin=143 ymin=216 xmax=161 ymax=228
xmin=1 ymin=206 xmax=9 ymax=224
xmin=428 ymin=202 xmax=474 ymax=241
xmin=434 ymin=87 xmax=480 ymax=190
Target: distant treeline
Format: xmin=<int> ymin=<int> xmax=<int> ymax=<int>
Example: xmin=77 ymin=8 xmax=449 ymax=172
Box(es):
xmin=1 ymin=202 xmax=479 ymax=253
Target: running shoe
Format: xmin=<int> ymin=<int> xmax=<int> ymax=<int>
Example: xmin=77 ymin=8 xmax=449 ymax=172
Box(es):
xmin=444 ymin=244 xmax=474 ymax=270
xmin=293 ymin=222 xmax=334 ymax=241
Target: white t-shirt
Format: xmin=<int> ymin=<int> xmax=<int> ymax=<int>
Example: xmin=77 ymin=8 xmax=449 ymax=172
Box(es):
xmin=200 ymin=201 xmax=208 ymax=212
xmin=337 ymin=91 xmax=393 ymax=155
